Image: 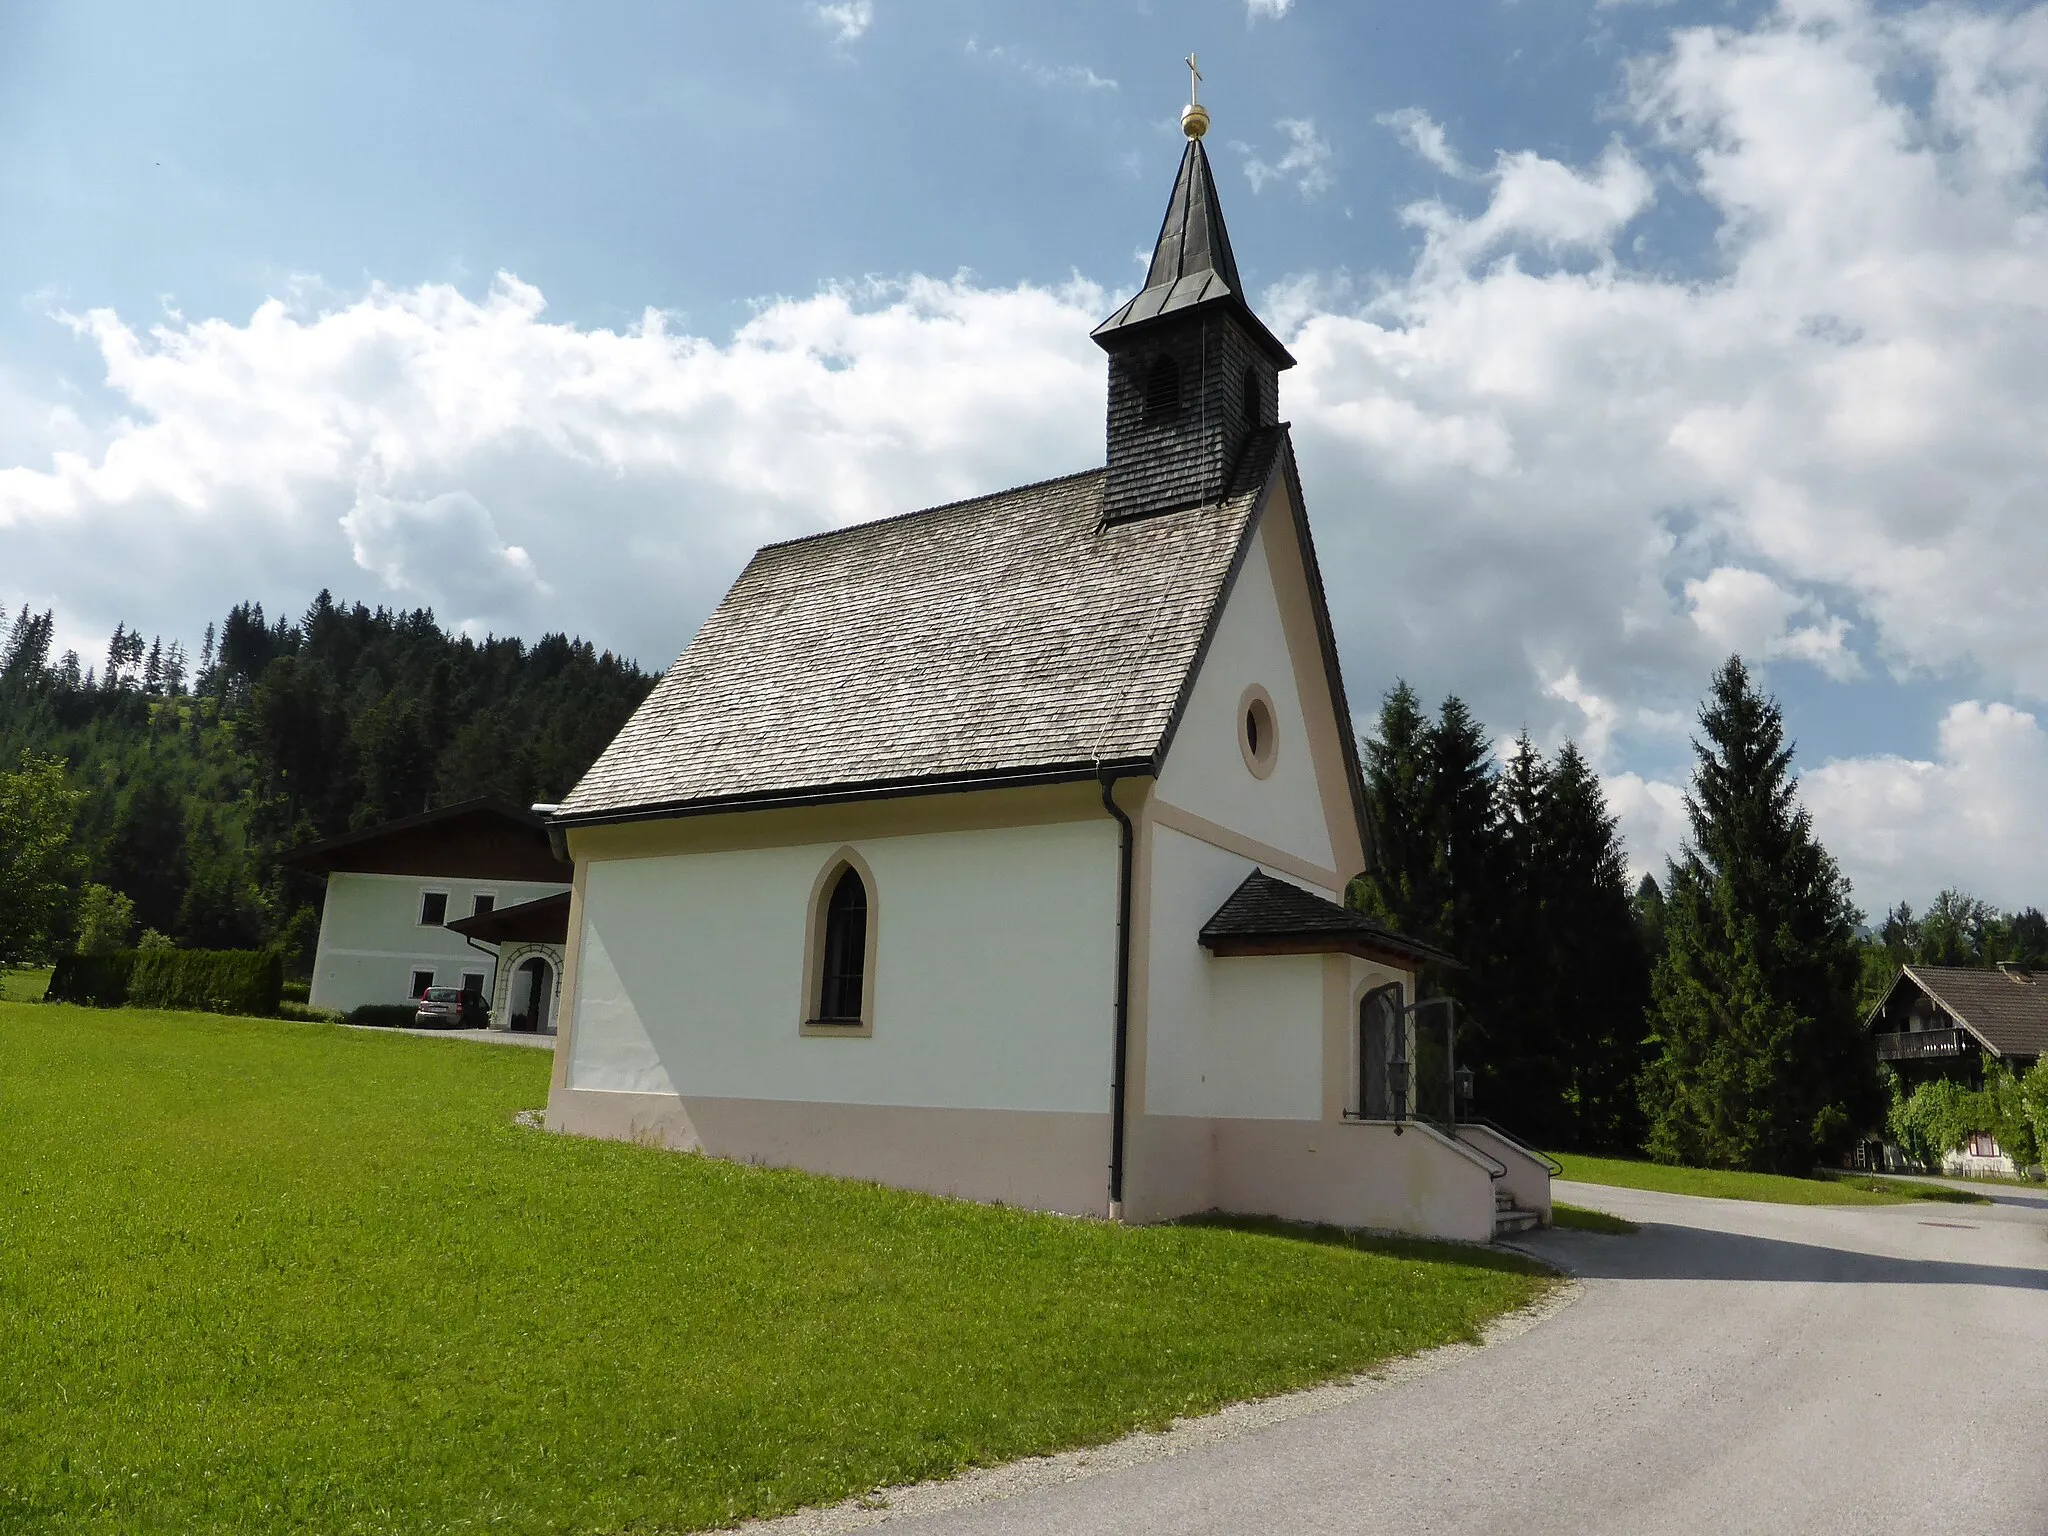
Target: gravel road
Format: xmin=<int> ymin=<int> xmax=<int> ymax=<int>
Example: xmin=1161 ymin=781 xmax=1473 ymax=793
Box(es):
xmin=813 ymin=1177 xmax=2048 ymax=1536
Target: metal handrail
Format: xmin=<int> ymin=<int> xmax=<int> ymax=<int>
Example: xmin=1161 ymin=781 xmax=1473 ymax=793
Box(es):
xmin=1455 ymin=1118 xmax=1563 ymax=1177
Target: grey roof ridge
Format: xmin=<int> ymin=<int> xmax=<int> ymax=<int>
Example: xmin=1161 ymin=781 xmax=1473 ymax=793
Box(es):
xmin=1080 ymin=478 xmax=1255 ymax=777
xmin=753 ymin=465 xmax=1106 ymax=555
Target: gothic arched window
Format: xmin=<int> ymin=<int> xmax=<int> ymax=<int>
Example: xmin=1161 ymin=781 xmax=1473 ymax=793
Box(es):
xmin=816 ymin=866 xmax=869 ymax=1023
xmin=1142 ymin=354 xmax=1182 ymax=425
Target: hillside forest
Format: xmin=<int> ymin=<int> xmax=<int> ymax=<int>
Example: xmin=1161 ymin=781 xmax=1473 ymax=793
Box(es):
xmin=0 ymin=593 xmax=654 ymax=966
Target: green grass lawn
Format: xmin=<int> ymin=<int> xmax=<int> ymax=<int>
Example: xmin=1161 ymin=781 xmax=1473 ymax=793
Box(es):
xmin=0 ymin=1003 xmax=1553 ymax=1536
xmin=1553 ymin=1152 xmax=1989 ymax=1207
xmin=0 ymin=967 xmax=50 ymax=1003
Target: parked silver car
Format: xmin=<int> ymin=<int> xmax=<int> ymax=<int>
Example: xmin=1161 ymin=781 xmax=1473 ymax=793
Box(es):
xmin=414 ymin=986 xmax=488 ymax=1029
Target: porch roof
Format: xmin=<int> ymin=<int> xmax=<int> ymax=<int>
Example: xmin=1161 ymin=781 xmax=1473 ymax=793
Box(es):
xmin=446 ymin=890 xmax=571 ymax=947
xmin=1198 ymin=870 xmax=1456 ymax=970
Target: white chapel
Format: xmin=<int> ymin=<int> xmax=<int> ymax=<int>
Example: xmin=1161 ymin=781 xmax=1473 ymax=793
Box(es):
xmin=541 ymin=93 xmax=1552 ymax=1242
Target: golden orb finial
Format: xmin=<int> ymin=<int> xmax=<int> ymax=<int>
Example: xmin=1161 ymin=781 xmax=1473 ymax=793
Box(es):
xmin=1182 ymin=53 xmax=1208 ymax=139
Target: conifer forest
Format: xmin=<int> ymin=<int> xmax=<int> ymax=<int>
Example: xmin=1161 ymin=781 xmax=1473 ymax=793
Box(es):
xmin=0 ymin=593 xmax=652 ymax=966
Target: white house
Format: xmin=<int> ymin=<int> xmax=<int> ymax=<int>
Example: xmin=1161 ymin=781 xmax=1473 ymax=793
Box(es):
xmin=283 ymin=799 xmax=572 ymax=1023
xmin=541 ymin=105 xmax=1552 ymax=1241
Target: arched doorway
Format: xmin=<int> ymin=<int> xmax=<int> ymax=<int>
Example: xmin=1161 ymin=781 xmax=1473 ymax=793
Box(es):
xmin=511 ymin=955 xmax=555 ymax=1035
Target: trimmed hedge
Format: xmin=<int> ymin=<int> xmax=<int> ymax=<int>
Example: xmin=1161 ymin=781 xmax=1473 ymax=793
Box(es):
xmin=345 ymin=1004 xmax=421 ymax=1028
xmin=47 ymin=948 xmax=283 ymax=1017
xmin=46 ymin=952 xmax=135 ymax=1007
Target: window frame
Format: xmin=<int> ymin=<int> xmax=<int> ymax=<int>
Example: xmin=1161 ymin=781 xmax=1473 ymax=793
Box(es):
xmin=418 ymin=889 xmax=449 ymax=927
xmin=471 ymin=892 xmax=497 ymax=918
xmin=800 ymin=846 xmax=880 ymax=1037
xmin=410 ymin=969 xmax=436 ymax=999
xmin=1238 ymin=683 xmax=1279 ymax=779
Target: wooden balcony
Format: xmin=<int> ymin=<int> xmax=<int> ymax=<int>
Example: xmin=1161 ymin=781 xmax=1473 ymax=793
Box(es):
xmin=1874 ymin=1027 xmax=1969 ymax=1062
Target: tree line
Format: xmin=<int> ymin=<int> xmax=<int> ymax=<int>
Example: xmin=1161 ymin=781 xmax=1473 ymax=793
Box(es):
xmin=1350 ymin=656 xmax=2042 ymax=1174
xmin=0 ymin=593 xmax=653 ymax=966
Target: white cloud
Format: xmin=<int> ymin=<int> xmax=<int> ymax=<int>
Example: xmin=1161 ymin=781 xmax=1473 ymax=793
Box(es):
xmin=1398 ymin=141 xmax=1654 ymax=269
xmin=1604 ymin=771 xmax=1691 ymax=886
xmin=1684 ymin=566 xmax=1860 ymax=680
xmin=964 ymin=41 xmax=1115 ymax=92
xmin=1377 ymin=108 xmax=1476 ymax=179
xmin=8 ymin=0 xmax=2048 ymax=897
xmin=1804 ymin=702 xmax=2048 ymax=912
xmin=809 ymin=1 xmax=872 ymax=46
xmin=1245 ymin=0 xmax=1294 ymax=18
xmin=0 ymin=275 xmax=1105 ymax=663
xmin=1242 ymin=118 xmax=1335 ymax=198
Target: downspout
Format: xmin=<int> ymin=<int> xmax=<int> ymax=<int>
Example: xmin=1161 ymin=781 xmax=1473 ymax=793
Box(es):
xmin=461 ymin=934 xmax=501 ymax=1025
xmin=1100 ymin=769 xmax=1138 ymax=1220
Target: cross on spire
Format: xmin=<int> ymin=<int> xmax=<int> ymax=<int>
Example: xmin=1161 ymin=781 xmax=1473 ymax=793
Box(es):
xmin=1180 ymin=53 xmax=1210 ymax=139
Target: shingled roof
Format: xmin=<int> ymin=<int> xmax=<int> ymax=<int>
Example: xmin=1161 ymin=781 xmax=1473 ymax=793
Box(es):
xmin=1881 ymin=965 xmax=2048 ymax=1060
xmin=556 ymin=431 xmax=1299 ymax=824
xmin=1199 ymin=871 xmax=1457 ymax=970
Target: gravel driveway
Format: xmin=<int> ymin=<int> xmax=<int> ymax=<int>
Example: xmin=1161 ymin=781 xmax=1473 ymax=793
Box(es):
xmin=820 ymin=1178 xmax=2048 ymax=1536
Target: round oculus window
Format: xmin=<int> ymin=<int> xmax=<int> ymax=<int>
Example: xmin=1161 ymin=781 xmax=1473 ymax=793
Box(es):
xmin=1239 ymin=686 xmax=1278 ymax=779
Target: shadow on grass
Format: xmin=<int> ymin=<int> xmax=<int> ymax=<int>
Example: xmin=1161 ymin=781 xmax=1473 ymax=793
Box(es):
xmin=1176 ymin=1213 xmax=1559 ymax=1278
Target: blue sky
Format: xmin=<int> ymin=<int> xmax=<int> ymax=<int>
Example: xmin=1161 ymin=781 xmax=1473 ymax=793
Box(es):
xmin=5 ymin=0 xmax=2048 ymax=911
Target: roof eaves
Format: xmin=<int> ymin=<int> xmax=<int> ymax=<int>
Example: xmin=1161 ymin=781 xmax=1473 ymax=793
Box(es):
xmin=276 ymin=797 xmax=544 ymax=870
xmin=550 ymin=755 xmax=1157 ymax=830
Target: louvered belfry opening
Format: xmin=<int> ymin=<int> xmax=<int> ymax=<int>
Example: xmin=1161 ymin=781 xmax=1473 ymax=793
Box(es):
xmin=1093 ymin=134 xmax=1294 ymax=524
xmin=1141 ymin=355 xmax=1182 ymax=425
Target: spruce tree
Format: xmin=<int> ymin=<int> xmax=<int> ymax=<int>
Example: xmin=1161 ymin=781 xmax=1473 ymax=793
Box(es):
xmin=1640 ymin=657 xmax=1880 ymax=1172
xmin=1539 ymin=743 xmax=1650 ymax=1151
xmin=1350 ymin=681 xmax=1435 ymax=935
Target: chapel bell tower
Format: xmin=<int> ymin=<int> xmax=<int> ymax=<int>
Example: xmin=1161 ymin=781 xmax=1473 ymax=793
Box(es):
xmin=1094 ymin=62 xmax=1296 ymax=523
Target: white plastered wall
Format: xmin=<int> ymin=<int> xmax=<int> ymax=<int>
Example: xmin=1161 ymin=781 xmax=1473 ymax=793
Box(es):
xmin=1144 ymin=825 xmax=1331 ymax=1121
xmin=308 ymin=871 xmax=568 ymax=1013
xmin=564 ymin=818 xmax=1118 ymax=1113
xmin=1151 ymin=490 xmax=1341 ymax=877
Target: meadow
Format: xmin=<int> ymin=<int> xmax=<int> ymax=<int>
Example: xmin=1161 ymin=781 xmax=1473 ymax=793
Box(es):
xmin=0 ymin=1002 xmax=1552 ymax=1535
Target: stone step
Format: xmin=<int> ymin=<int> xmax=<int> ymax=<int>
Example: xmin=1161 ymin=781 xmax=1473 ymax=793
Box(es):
xmin=1494 ymin=1188 xmax=1514 ymax=1210
xmin=1493 ymin=1208 xmax=1541 ymax=1237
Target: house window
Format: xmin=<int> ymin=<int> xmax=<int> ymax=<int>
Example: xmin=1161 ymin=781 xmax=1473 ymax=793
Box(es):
xmin=817 ymin=868 xmax=868 ymax=1022
xmin=461 ymin=972 xmax=486 ymax=996
xmin=1239 ymin=685 xmax=1278 ymax=779
xmin=472 ymin=893 xmax=496 ymax=917
xmin=410 ymin=969 xmax=435 ymax=998
xmin=1241 ymin=364 xmax=1262 ymax=427
xmin=1968 ymin=1132 xmax=2000 ymax=1159
xmin=419 ymin=890 xmax=448 ymax=926
xmin=1141 ymin=354 xmax=1181 ymax=425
